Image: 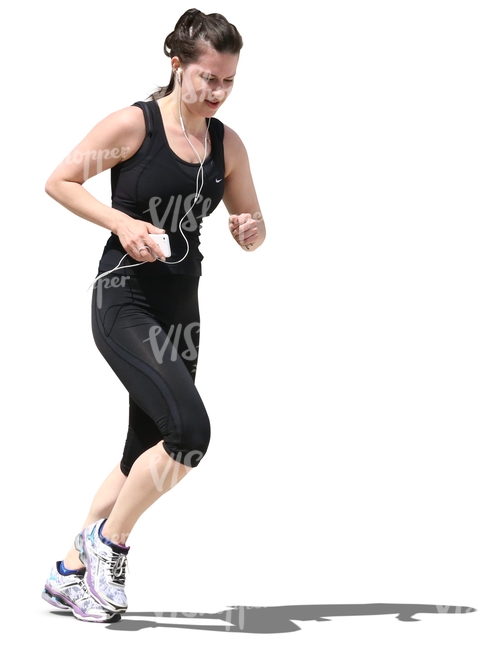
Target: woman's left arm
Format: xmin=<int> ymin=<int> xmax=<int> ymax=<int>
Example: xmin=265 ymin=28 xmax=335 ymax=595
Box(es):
xmin=223 ymin=125 xmax=266 ymax=251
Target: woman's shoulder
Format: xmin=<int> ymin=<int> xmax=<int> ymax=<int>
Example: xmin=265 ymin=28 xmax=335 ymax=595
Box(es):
xmin=221 ymin=123 xmax=250 ymax=177
xmin=221 ymin=123 xmax=248 ymax=160
xmin=81 ymin=104 xmax=147 ymax=151
xmin=88 ymin=103 xmax=148 ymax=164
xmin=110 ymin=103 xmax=148 ymax=134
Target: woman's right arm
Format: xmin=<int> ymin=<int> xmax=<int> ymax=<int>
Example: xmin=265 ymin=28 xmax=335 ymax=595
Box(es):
xmin=45 ymin=105 xmax=165 ymax=262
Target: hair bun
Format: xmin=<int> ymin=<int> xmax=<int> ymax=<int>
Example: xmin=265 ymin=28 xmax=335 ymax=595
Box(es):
xmin=178 ymin=8 xmax=202 ymax=33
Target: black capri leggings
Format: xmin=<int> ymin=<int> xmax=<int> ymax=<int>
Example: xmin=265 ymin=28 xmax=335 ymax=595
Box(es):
xmin=91 ymin=272 xmax=210 ymax=473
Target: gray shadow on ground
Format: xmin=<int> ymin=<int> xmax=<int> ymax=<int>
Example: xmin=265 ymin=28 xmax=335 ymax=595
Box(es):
xmin=75 ymin=602 xmax=477 ymax=632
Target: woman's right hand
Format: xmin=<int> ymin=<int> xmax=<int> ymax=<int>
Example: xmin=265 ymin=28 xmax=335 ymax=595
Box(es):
xmin=113 ymin=212 xmax=167 ymax=262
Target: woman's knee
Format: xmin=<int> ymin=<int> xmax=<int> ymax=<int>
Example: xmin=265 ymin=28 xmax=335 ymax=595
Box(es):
xmin=162 ymin=413 xmax=211 ymax=468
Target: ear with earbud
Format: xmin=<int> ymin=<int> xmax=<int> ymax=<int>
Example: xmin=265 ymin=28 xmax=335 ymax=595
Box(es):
xmin=174 ymin=68 xmax=182 ymax=85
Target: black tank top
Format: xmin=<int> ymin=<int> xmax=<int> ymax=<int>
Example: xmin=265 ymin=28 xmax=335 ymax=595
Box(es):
xmin=98 ymin=99 xmax=226 ymax=277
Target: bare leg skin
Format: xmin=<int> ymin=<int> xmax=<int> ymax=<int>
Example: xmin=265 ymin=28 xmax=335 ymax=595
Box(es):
xmin=62 ymin=464 xmax=128 ymax=569
xmin=100 ymin=443 xmax=191 ymax=546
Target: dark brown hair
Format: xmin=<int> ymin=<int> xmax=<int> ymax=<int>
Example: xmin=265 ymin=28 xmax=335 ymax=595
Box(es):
xmin=148 ymin=9 xmax=243 ymax=100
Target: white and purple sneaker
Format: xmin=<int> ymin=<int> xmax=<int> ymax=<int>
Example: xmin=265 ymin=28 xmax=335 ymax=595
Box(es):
xmin=75 ymin=519 xmax=129 ymax=613
xmin=42 ymin=562 xmax=119 ymax=623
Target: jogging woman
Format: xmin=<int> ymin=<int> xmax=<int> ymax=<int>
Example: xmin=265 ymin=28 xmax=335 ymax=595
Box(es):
xmin=41 ymin=8 xmax=265 ymax=622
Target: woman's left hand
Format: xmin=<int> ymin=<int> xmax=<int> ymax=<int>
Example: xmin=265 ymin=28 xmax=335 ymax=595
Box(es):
xmin=229 ymin=212 xmax=261 ymax=250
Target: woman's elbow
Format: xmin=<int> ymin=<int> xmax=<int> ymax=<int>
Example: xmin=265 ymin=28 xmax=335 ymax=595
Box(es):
xmin=45 ymin=175 xmax=58 ymax=199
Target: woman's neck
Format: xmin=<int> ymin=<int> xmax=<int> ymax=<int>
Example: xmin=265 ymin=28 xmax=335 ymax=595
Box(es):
xmin=159 ymin=94 xmax=208 ymax=139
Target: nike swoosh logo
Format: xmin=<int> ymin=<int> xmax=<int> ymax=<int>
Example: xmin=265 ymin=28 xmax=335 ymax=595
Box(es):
xmin=216 ymin=178 xmax=223 ymax=183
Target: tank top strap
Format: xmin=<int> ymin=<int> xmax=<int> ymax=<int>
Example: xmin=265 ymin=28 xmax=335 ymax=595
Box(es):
xmin=131 ymin=100 xmax=154 ymax=138
xmin=207 ymin=117 xmax=225 ymax=169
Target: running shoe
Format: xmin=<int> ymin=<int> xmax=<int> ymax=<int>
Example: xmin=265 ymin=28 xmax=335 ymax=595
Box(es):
xmin=75 ymin=518 xmax=129 ymax=613
xmin=42 ymin=562 xmax=119 ymax=623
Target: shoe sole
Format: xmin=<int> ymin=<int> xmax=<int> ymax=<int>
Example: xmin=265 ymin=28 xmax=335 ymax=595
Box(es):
xmin=42 ymin=585 xmax=119 ymax=623
xmin=75 ymin=531 xmax=127 ymax=614
xmin=42 ymin=587 xmax=70 ymax=610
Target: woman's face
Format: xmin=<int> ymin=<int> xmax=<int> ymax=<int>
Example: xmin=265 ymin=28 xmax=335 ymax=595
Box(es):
xmin=174 ymin=47 xmax=239 ymax=118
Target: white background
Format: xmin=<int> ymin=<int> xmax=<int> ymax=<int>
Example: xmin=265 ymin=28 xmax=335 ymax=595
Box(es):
xmin=1 ymin=0 xmax=486 ymax=647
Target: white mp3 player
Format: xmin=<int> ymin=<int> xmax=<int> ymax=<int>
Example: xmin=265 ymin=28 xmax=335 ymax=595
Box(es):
xmin=148 ymin=233 xmax=171 ymax=258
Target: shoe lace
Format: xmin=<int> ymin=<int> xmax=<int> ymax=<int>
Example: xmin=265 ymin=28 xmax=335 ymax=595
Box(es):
xmin=110 ymin=553 xmax=128 ymax=585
